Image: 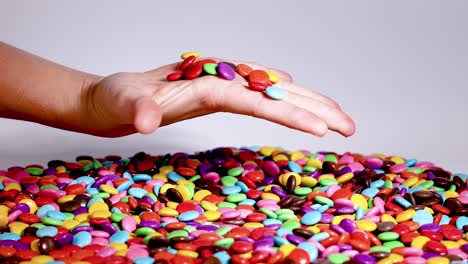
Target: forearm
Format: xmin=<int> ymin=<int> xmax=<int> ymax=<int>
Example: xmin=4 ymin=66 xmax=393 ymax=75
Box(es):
xmin=0 ymin=42 xmax=99 ymax=130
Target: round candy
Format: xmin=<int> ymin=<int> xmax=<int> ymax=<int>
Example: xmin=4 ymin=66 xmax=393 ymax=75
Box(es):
xmin=265 ymin=86 xmax=286 ymax=100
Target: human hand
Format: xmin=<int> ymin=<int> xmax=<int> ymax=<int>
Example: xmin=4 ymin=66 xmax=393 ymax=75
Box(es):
xmin=82 ymin=59 xmax=355 ymax=138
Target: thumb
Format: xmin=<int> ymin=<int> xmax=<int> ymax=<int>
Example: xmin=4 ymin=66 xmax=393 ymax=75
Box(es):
xmin=133 ymin=97 xmax=163 ymax=134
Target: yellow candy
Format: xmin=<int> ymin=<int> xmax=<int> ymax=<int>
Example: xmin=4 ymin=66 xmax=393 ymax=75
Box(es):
xmin=5 ymin=182 xmax=21 ymax=191
xmin=243 ymin=222 xmax=264 ymax=229
xmin=426 ymin=257 xmax=450 ymax=264
xmin=62 ymin=219 xmax=80 ymax=230
xmin=290 ymin=151 xmax=305 ymax=161
xmin=444 ymin=190 xmax=459 ymax=199
xmin=77 ymin=160 xmax=92 ymax=166
xmin=240 ymin=252 xmax=252 ymax=259
xmin=396 ymin=209 xmax=416 ymax=222
xmin=413 ymin=179 xmax=426 ymax=187
xmin=266 ymin=70 xmax=280 ymax=83
xmin=402 ymin=177 xmax=419 ymax=187
xmin=176 ymin=184 xmax=192 ymax=201
xmin=318 ymin=174 xmax=335 ymax=180
xmin=91 ymin=210 xmax=112 ymax=218
xmin=261 ymin=193 xmax=280 ymax=202
xmin=279 ymin=244 xmax=296 ymax=257
xmin=332 ymin=215 xmax=355 ymax=225
xmin=178 ymin=250 xmax=199 ymax=258
xmin=259 ymin=146 xmax=275 ymax=156
xmin=279 ymin=172 xmax=301 ymax=186
xmin=19 ymin=199 xmax=37 ymax=214
xmin=160 ymin=184 xmax=175 ymax=194
xmin=264 ymin=184 xmax=281 ymax=192
xmin=351 ymin=194 xmax=368 ymax=209
xmin=180 ymin=51 xmax=200 ymax=59
xmin=390 ymin=156 xmax=405 ymax=164
xmin=273 ymin=154 xmax=288 ymax=161
xmin=131 ymin=215 xmax=141 ymax=224
xmin=301 ymin=177 xmax=317 ymax=187
xmin=381 ymin=214 xmax=397 ymax=224
xmin=88 ymin=201 xmax=109 ymax=214
xmin=0 ymin=205 xmax=10 ymax=214
xmin=100 ymin=184 xmax=118 ymax=195
xmin=193 ymin=190 xmax=211 ymax=201
xmin=0 ymin=215 xmax=8 ymax=228
xmin=424 ymin=207 xmax=434 ymax=214
xmin=306 ymin=158 xmax=322 ymax=169
xmin=176 ymin=180 xmax=195 ymax=187
xmin=57 ymin=195 xmax=76 ymax=204
xmin=108 ymin=242 xmax=128 ymax=251
xmin=356 ymin=220 xmax=377 ymax=232
xmin=74 ymin=214 xmax=89 ymax=222
xmin=116 ymin=249 xmax=127 ymax=257
xmin=307 ymin=226 xmax=320 ymax=234
xmin=387 ymin=253 xmax=404 ymax=262
xmin=30 ymin=239 xmax=39 ymax=252
xmin=411 ymin=236 xmax=430 ymax=248
xmin=158 ymin=207 xmax=179 ymax=217
xmin=203 ymin=211 xmax=221 ymax=222
xmin=440 ymin=240 xmax=460 ymax=249
xmin=372 ymin=153 xmax=387 ymax=159
xmin=385 ymin=173 xmax=397 ymax=181
xmin=166 ymin=201 xmax=179 ymax=209
xmin=30 ymin=255 xmax=54 ymax=263
xmin=159 ymin=166 xmax=174 ymax=175
xmin=201 ymin=201 xmax=218 ymax=211
xmin=9 ymin=222 xmax=29 ymax=235
xmin=56 ymin=166 xmax=66 ymax=173
xmin=153 ymin=174 xmax=168 ymax=181
xmin=336 ymin=172 xmax=354 ymax=183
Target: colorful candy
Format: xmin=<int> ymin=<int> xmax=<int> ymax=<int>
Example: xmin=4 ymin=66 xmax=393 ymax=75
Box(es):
xmin=167 ymin=52 xmax=287 ymax=100
xmin=0 ymin=147 xmax=467 ymax=264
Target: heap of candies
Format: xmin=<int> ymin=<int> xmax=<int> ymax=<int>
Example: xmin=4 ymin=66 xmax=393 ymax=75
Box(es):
xmin=0 ymin=146 xmax=467 ymax=264
xmin=166 ymin=52 xmax=286 ymax=100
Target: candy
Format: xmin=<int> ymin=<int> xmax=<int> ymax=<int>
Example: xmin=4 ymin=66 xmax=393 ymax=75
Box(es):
xmin=265 ymin=86 xmax=286 ymax=100
xmin=0 ymin=147 xmax=466 ymax=263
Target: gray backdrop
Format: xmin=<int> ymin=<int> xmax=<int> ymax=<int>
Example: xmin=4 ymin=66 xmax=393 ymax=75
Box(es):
xmin=1 ymin=1 xmax=467 ymax=172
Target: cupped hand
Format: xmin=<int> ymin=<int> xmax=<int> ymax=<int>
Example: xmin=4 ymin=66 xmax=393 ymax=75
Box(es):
xmin=83 ymin=59 xmax=355 ymax=138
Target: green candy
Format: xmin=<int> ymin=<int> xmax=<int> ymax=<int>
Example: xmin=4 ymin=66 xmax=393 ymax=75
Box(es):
xmin=383 ymin=180 xmax=393 ymax=189
xmin=120 ymin=196 xmax=129 ymax=203
xmin=259 ymin=208 xmax=277 ymax=219
xmin=227 ymin=167 xmax=244 ymax=177
xmin=93 ymin=192 xmax=110 ymax=199
xmin=111 ymin=213 xmax=126 ymax=222
xmin=406 ymin=167 xmax=423 ymax=174
xmin=306 ymin=153 xmax=318 ymax=159
xmin=368 ymin=198 xmax=374 ymax=209
xmin=135 ymin=227 xmax=156 ymax=237
xmin=167 ymin=230 xmax=188 ymax=239
xmin=31 ymin=223 xmax=45 ymax=228
xmin=314 ymin=196 xmax=333 ymax=205
xmin=328 ymin=253 xmax=350 ymax=264
xmin=26 ymin=167 xmax=43 ymax=175
xmin=203 ymin=63 xmax=218 ymax=75
xmin=83 ymin=163 xmax=94 ymax=171
xmin=324 ymin=154 xmax=338 ymax=163
xmin=226 ymin=193 xmax=247 ymax=203
xmin=319 ymin=178 xmax=338 ymax=186
xmin=184 ymin=225 xmax=196 ymax=233
xmin=303 ymin=166 xmax=317 ymax=172
xmin=282 ymin=220 xmax=301 ymax=229
xmin=420 ymin=180 xmax=434 ymax=189
xmin=213 ymin=237 xmax=234 ymax=248
xmin=433 ymin=186 xmax=444 ymax=191
xmin=215 ymin=226 xmax=232 ymax=236
xmin=449 ymin=184 xmax=456 ymax=191
xmin=40 ymin=185 xmax=58 ymax=190
xmin=217 ymin=202 xmax=237 ymax=208
xmin=294 ymin=187 xmax=312 ymax=196
xmin=184 ymin=184 xmax=195 ymax=199
xmin=277 ymin=214 xmax=297 ymax=222
xmin=42 ymin=217 xmax=63 ymax=226
xmin=112 ymin=223 xmax=121 ymax=231
xmin=144 ymin=193 xmax=158 ymax=202
xmin=378 ymin=231 xmax=399 ymax=241
xmin=370 ymin=246 xmax=391 ymax=253
xmin=64 ymin=213 xmax=74 ymax=220
xmin=383 ymin=240 xmax=404 ymax=250
xmin=276 ymin=209 xmax=294 ymax=215
xmin=221 ymin=176 xmax=238 ymax=186
xmin=93 ymin=159 xmax=102 ymax=169
xmin=188 ymin=175 xmax=201 ymax=182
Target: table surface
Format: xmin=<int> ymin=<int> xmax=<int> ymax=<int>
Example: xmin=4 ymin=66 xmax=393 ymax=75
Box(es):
xmin=0 ymin=1 xmax=467 ymax=173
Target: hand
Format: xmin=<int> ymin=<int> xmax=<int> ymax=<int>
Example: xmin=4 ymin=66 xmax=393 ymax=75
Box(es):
xmin=82 ymin=59 xmax=356 ymax=138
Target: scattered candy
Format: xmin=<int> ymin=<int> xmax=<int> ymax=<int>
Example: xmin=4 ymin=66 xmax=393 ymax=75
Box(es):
xmin=0 ymin=147 xmax=467 ymax=264
xmin=167 ymin=52 xmax=287 ymax=100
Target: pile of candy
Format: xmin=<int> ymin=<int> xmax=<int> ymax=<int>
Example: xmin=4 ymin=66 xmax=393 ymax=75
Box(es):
xmin=166 ymin=52 xmax=287 ymax=100
xmin=0 ymin=147 xmax=467 ymax=264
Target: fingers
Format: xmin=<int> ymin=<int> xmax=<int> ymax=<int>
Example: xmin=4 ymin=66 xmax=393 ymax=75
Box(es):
xmin=283 ymin=91 xmax=356 ymax=137
xmin=133 ymin=97 xmax=163 ymax=134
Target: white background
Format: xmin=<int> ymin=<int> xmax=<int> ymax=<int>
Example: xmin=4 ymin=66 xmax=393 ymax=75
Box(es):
xmin=1 ymin=1 xmax=467 ymax=172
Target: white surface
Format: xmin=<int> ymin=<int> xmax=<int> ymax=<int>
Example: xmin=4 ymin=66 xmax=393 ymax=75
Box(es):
xmin=1 ymin=1 xmax=467 ymax=172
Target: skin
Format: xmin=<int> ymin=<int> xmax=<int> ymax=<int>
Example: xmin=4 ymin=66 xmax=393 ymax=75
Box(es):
xmin=0 ymin=42 xmax=355 ymax=138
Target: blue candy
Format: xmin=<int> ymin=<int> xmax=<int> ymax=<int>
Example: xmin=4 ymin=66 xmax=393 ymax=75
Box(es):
xmin=214 ymin=251 xmax=231 ymax=264
xmin=412 ymin=209 xmax=434 ymax=225
xmin=456 ymin=216 xmax=468 ymax=230
xmin=134 ymin=257 xmax=155 ymax=264
xmin=109 ymin=230 xmax=129 ymax=243
xmin=222 ymin=186 xmax=241 ymax=195
xmin=298 ymin=242 xmax=319 ymax=262
xmin=37 ymin=226 xmax=58 ymax=238
xmin=0 ymin=232 xmax=20 ymax=241
xmin=133 ymin=173 xmax=151 ymax=181
xmin=288 ymin=161 xmax=302 ymax=173
xmin=128 ymin=187 xmax=147 ymax=198
xmin=311 ymin=232 xmax=329 ymax=242
xmin=178 ymin=211 xmax=200 ymax=222
xmin=265 ymin=86 xmax=286 ymax=100
xmin=37 ymin=204 xmax=56 ymax=218
xmin=301 ymin=211 xmax=321 ymax=225
xmin=72 ymin=231 xmax=92 ymax=247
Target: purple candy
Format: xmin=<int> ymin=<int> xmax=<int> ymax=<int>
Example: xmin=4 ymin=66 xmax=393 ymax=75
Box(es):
xmin=71 ymin=225 xmax=93 ymax=234
xmin=339 ymin=218 xmax=356 ymax=233
xmin=44 ymin=167 xmax=57 ymax=175
xmin=265 ymin=224 xmax=282 ymax=230
xmin=262 ymin=176 xmax=276 ymax=185
xmin=58 ymin=182 xmax=68 ymax=190
xmin=422 ymin=252 xmax=440 ymax=259
xmin=400 ymin=187 xmax=407 ymax=196
xmin=337 ymin=244 xmax=353 ymax=251
xmin=286 ymin=234 xmax=305 ymax=245
xmin=353 ymin=253 xmax=376 ymax=264
xmin=0 ymin=240 xmax=17 ymax=247
xmin=320 ymin=213 xmax=334 ymax=223
xmin=309 ymin=171 xmax=320 ymax=178
xmin=185 ymin=221 xmax=201 ymax=228
xmin=56 ymin=233 xmax=73 ymax=246
xmin=426 ymin=171 xmax=436 ymax=180
xmin=301 ymin=206 xmax=315 ymax=213
xmin=100 ymin=222 xmax=118 ymax=234
xmin=198 ymin=225 xmax=218 ymax=232
xmin=420 ymin=223 xmax=441 ymax=232
xmin=74 ymin=206 xmax=88 ymax=215
xmin=238 ymin=237 xmax=255 ymax=243
xmin=330 ymin=224 xmax=346 ymax=234
xmin=187 ymin=234 xmax=195 ymax=241
xmin=254 ymin=239 xmax=275 ymax=249
xmin=461 ymin=243 xmax=468 ymax=253
xmin=271 ymin=186 xmax=287 ymax=198
xmin=217 ymin=62 xmax=236 ymax=80
xmin=335 ymin=207 xmax=356 ymax=215
xmin=337 ymin=166 xmax=352 ymax=176
xmin=92 ymin=175 xmax=111 ymax=187
xmin=15 ymin=242 xmax=30 ymax=251
xmin=12 ymin=203 xmax=30 ymax=213
xmin=140 ymin=220 xmax=161 ymax=229
xmin=140 ymin=196 xmax=154 ymax=205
